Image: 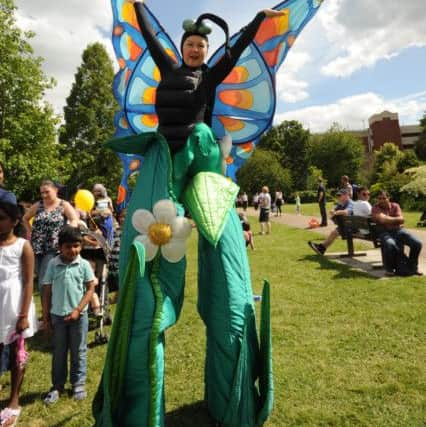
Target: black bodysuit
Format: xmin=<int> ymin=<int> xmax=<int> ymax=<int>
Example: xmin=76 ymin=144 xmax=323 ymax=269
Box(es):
xmin=134 ymin=3 xmax=265 ymax=152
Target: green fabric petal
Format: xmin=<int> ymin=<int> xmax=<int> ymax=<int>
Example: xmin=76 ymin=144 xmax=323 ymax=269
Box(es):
xmin=183 ymin=172 xmax=239 ymax=246
xmin=92 ymin=240 xmax=146 ymax=426
xmin=105 ymin=132 xmax=158 ymax=155
xmin=256 ymin=280 xmax=274 ymax=426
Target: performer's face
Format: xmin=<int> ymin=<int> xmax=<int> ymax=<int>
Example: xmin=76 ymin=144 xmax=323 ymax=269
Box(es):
xmin=182 ymin=35 xmax=208 ymax=67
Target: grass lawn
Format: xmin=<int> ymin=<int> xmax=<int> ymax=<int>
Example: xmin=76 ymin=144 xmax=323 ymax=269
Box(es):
xmin=1 ymin=221 xmax=425 ymax=426
xmin=283 ymin=203 xmax=424 ymax=229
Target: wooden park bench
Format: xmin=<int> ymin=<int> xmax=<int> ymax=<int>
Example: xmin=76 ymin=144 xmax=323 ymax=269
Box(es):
xmin=338 ymin=215 xmax=383 ymax=259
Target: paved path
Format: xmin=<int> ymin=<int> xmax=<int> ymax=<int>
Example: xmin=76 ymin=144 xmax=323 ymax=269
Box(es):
xmin=241 ymin=207 xmax=426 ymax=278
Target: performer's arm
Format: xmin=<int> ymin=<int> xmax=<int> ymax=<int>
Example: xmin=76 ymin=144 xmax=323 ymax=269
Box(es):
xmin=130 ymin=0 xmax=174 ymax=71
xmin=211 ymin=9 xmax=284 ymax=84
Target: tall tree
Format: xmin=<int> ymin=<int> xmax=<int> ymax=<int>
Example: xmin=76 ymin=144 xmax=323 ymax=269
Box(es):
xmin=60 ymin=42 xmax=120 ymax=195
xmin=309 ymin=124 xmax=365 ymax=188
xmin=260 ymin=120 xmax=310 ymax=190
xmin=415 ymin=113 xmax=426 ymax=161
xmin=0 ymin=0 xmax=64 ymax=200
xmin=236 ymin=149 xmax=293 ymax=197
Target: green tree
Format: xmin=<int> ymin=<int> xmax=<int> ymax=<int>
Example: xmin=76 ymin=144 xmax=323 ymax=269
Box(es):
xmin=397 ymin=149 xmax=419 ymax=172
xmin=309 ymin=124 xmax=364 ymax=188
xmin=400 ymin=165 xmax=426 ymax=210
xmin=373 ymin=143 xmax=403 ymax=179
xmin=0 ymin=0 xmax=65 ymax=200
xmin=60 ymin=42 xmax=120 ymax=195
xmin=370 ymin=143 xmax=414 ymax=203
xmin=260 ymin=120 xmax=310 ymax=190
xmin=414 ymin=113 xmax=426 ymax=161
xmin=236 ymin=149 xmax=292 ymax=197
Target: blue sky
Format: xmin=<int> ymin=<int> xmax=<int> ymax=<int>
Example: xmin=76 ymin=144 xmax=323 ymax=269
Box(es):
xmin=15 ymin=0 xmax=426 ymax=132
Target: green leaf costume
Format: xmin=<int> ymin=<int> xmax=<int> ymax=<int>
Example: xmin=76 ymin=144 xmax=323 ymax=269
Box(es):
xmin=93 ymin=125 xmax=272 ymax=426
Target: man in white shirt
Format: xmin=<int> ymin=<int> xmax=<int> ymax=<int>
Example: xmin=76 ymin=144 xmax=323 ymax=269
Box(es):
xmin=352 ymin=186 xmax=372 ymax=217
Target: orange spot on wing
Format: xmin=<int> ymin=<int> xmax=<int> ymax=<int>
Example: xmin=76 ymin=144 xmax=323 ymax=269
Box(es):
xmin=128 ymin=38 xmax=142 ymax=61
xmin=223 ymin=66 xmax=249 ymax=84
xmin=118 ymin=58 xmax=126 ymax=69
xmin=239 ymin=142 xmax=254 ymax=153
xmin=122 ymin=3 xmax=139 ymax=29
xmin=287 ymin=35 xmax=296 ymax=47
xmin=141 ymin=114 xmax=158 ymax=127
xmin=226 ymin=156 xmax=234 ymax=165
xmin=218 ymin=117 xmax=245 ymax=132
xmin=263 ymin=48 xmax=280 ymax=67
xmin=219 ymin=89 xmax=253 ymax=110
xmin=142 ymin=87 xmax=156 ymax=104
xmin=114 ymin=25 xmax=124 ymax=36
xmin=119 ymin=117 xmax=129 ymax=129
xmin=153 ymin=66 xmax=161 ymax=82
xmin=165 ymin=48 xmax=178 ymax=64
xmin=129 ymin=159 xmax=141 ymax=171
xmin=117 ymin=185 xmax=126 ymax=204
xmin=255 ymin=13 xmax=289 ymax=45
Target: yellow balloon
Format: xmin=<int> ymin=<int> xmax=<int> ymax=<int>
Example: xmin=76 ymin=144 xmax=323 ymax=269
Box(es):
xmin=74 ymin=189 xmax=95 ymax=213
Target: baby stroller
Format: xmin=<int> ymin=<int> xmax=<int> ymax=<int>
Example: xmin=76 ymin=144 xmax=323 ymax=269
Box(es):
xmin=80 ymin=217 xmax=112 ymax=344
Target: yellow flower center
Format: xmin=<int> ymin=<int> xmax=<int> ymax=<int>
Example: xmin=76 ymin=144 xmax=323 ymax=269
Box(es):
xmin=148 ymin=223 xmax=172 ymax=246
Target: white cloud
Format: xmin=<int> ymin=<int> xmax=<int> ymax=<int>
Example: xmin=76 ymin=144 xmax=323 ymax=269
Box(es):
xmin=319 ymin=0 xmax=426 ymax=77
xmin=15 ymin=0 xmax=113 ymax=115
xmin=275 ymin=91 xmax=426 ymax=132
xmin=276 ymin=51 xmax=311 ymax=103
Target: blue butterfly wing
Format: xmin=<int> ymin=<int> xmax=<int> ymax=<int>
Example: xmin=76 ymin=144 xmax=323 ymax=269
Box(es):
xmin=208 ymin=0 xmax=323 ymax=179
xmin=111 ymin=0 xmax=181 ymax=208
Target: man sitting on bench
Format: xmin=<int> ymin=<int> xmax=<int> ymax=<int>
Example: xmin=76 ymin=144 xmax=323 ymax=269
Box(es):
xmin=308 ymin=189 xmax=353 ymax=255
xmin=372 ymin=190 xmax=423 ymax=276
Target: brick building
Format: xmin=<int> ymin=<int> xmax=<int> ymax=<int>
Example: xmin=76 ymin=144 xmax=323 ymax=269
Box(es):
xmin=352 ymin=111 xmax=421 ymax=152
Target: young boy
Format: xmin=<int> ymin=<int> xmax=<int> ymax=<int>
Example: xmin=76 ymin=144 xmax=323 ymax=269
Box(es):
xmin=42 ymin=226 xmax=95 ymax=405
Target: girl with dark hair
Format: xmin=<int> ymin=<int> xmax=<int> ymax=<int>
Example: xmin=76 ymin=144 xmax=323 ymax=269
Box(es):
xmin=0 ymin=201 xmax=38 ymax=426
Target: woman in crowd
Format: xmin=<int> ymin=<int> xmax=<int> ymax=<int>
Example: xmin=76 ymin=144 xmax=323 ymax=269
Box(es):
xmin=23 ymin=180 xmax=78 ymax=296
xmin=91 ymin=184 xmax=115 ymax=247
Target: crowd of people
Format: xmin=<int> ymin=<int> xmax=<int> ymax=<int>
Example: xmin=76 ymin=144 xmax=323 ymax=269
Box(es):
xmin=0 ymin=162 xmax=123 ymax=425
xmin=0 ymin=157 xmax=424 ymax=425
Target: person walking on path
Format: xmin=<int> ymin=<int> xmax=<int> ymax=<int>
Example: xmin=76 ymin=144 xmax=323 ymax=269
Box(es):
xmin=259 ymin=186 xmax=272 ymax=235
xmin=274 ymin=190 xmax=284 ymax=216
xmin=317 ymin=178 xmax=327 ymax=227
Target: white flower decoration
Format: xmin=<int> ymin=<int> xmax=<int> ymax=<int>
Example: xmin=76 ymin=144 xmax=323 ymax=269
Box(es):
xmin=132 ymin=199 xmax=192 ymax=263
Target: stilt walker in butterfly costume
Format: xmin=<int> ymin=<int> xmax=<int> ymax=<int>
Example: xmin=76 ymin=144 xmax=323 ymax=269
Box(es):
xmin=93 ymin=1 xmax=323 ymax=426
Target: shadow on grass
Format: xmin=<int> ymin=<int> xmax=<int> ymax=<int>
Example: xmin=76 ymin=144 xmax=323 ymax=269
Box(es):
xmin=301 ymin=254 xmax=375 ymax=280
xmin=25 ymin=332 xmax=52 ymax=354
xmin=0 ymin=391 xmax=42 ymax=407
xmin=165 ymin=400 xmax=217 ymax=426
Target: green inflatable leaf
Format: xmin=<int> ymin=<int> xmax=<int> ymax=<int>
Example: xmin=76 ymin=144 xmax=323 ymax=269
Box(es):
xmin=183 ymin=172 xmax=239 ymax=246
